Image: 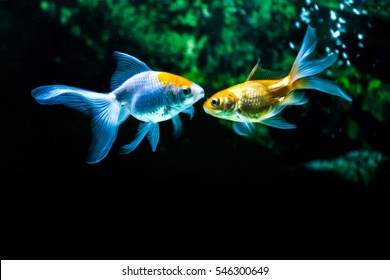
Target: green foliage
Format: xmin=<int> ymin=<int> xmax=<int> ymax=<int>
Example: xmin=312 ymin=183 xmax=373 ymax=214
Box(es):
xmin=368 ymin=79 xmax=381 ymax=92
xmin=346 ymin=118 xmax=359 ymax=141
xmin=335 ymin=65 xmax=390 ymax=122
xmin=336 ymin=66 xmax=363 ymax=97
xmin=362 ymin=81 xmax=390 ymax=122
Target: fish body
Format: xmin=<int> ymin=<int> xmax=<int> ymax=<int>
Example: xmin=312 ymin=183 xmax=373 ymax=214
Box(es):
xmin=32 ymin=52 xmax=204 ymax=164
xmin=203 ymin=24 xmax=352 ymax=136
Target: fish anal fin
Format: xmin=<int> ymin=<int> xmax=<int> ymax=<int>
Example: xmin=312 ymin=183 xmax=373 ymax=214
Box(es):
xmin=119 ymin=122 xmax=152 ymax=155
xmin=261 ymin=115 xmax=296 ymax=129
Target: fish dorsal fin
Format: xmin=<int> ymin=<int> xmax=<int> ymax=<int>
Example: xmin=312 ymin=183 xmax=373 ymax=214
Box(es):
xmin=246 ymin=58 xmax=289 ymax=81
xmin=110 ymin=51 xmax=152 ymax=91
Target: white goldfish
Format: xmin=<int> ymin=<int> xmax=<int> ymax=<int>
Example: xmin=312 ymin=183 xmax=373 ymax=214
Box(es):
xmin=32 ymin=51 xmax=205 ymax=164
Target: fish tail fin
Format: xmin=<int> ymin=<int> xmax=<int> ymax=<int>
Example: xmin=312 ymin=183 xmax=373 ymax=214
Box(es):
xmin=289 ymin=24 xmax=352 ymax=102
xmin=32 ymin=85 xmax=121 ymax=164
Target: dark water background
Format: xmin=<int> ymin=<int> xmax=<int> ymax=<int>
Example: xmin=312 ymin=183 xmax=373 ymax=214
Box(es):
xmin=1 ymin=0 xmax=389 ymax=259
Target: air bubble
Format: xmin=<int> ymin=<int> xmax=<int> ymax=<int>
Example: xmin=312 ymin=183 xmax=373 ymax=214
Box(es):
xmin=352 ymin=8 xmax=361 ymax=15
xmin=330 ymin=10 xmax=337 ymax=21
xmin=331 ymin=29 xmax=341 ymax=38
xmin=338 ymin=17 xmax=346 ymax=24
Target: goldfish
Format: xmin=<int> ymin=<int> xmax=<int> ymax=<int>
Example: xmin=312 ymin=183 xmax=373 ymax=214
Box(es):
xmin=32 ymin=51 xmax=204 ymax=164
xmin=203 ymin=24 xmax=352 ymax=136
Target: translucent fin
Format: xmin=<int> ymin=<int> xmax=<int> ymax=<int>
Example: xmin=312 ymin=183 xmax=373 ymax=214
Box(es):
xmin=288 ymin=25 xmax=351 ymax=102
xmin=171 ymin=115 xmax=183 ymax=139
xmin=252 ymin=104 xmax=296 ymax=130
xmin=289 ymin=24 xmax=322 ymax=83
xmin=295 ymin=76 xmax=352 ymax=102
xmin=146 ymin=123 xmax=160 ymax=152
xmin=118 ymin=106 xmax=131 ymax=125
xmin=261 ymin=115 xmax=296 ymax=129
xmin=119 ymin=122 xmax=152 ymax=155
xmin=232 ymin=122 xmax=256 ymax=136
xmin=88 ymin=100 xmax=121 ymax=164
xmin=258 ymin=104 xmax=286 ymax=122
xmin=247 ymin=58 xmax=289 ymax=81
xmin=233 ymin=110 xmax=256 ymax=136
xmin=291 ymin=52 xmax=338 ymax=83
xmin=181 ymin=105 xmax=195 ymax=120
xmin=110 ymin=51 xmax=152 ymax=91
xmin=32 ymin=85 xmax=105 ymax=115
xmin=31 ymin=85 xmax=121 ymax=164
xmin=283 ymin=91 xmax=309 ymax=106
xmin=291 ymin=25 xmax=318 ymax=74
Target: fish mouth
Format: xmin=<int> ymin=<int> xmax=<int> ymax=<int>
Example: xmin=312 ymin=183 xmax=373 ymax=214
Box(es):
xmin=196 ymin=90 xmax=205 ymax=102
xmin=202 ymin=103 xmax=212 ymax=114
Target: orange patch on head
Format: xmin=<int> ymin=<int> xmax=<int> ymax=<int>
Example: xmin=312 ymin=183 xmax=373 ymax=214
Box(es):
xmin=157 ymin=72 xmax=192 ymax=87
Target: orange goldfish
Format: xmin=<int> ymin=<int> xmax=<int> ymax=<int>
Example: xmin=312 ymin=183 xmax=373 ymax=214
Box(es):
xmin=203 ymin=24 xmax=352 ymax=136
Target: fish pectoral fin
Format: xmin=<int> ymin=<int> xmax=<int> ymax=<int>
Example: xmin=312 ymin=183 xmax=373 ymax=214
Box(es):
xmin=171 ymin=115 xmax=183 ymax=139
xmin=170 ymin=106 xmax=194 ymax=138
xmin=119 ymin=122 xmax=154 ymax=154
xmin=232 ymin=111 xmax=256 ymax=136
xmin=181 ymin=105 xmax=195 ymax=120
xmin=261 ymin=115 xmax=296 ymax=129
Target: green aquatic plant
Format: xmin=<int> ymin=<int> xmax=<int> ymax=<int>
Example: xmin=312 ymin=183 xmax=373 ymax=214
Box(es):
xmin=39 ymin=0 xmax=208 ymax=76
xmin=305 ymin=150 xmax=389 ymax=186
xmin=336 ymin=65 xmax=390 ymax=122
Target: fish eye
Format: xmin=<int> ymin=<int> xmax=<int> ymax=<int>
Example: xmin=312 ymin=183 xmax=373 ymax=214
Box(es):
xmin=210 ymin=98 xmax=219 ymax=107
xmin=182 ymin=87 xmax=191 ymax=95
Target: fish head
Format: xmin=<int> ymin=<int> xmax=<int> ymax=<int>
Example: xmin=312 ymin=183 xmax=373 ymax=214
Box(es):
xmin=183 ymin=82 xmax=205 ymax=106
xmin=203 ymin=89 xmax=236 ymax=119
xmin=160 ymin=73 xmax=205 ymax=110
